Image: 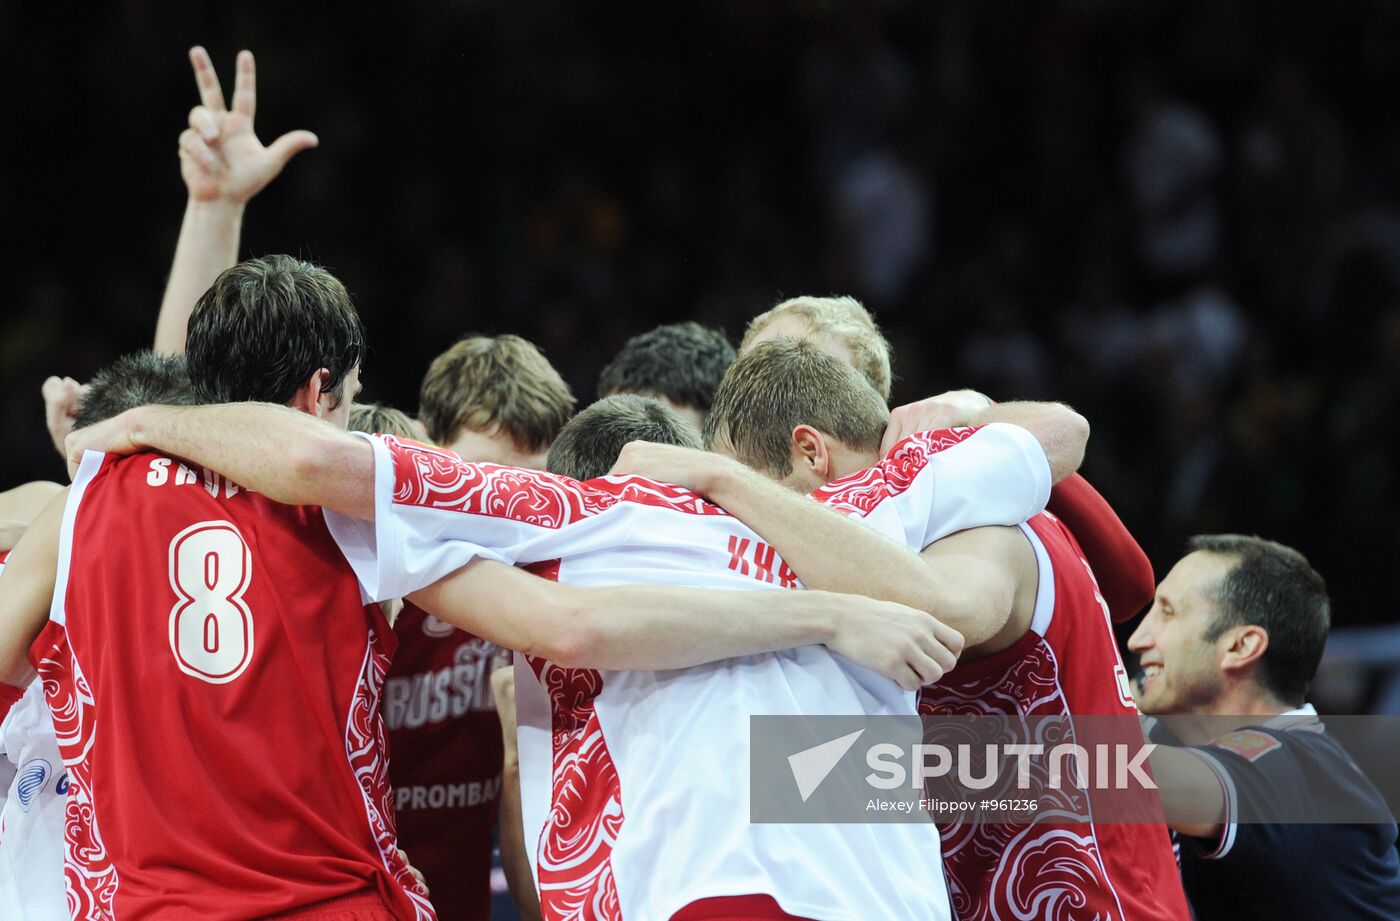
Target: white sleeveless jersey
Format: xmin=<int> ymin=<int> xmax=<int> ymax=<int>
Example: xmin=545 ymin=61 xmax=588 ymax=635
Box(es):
xmin=0 ymin=554 xmax=68 ymax=921
xmin=327 ymin=425 xmax=1051 ymax=921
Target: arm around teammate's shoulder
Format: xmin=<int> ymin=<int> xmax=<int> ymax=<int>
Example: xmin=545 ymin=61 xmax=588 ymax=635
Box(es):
xmin=409 ymin=559 xmax=960 ymax=689
xmin=882 ymin=392 xmax=1089 ymax=484
xmin=65 ymin=402 xmax=376 ymax=518
xmin=916 ymin=525 xmax=1033 ymax=651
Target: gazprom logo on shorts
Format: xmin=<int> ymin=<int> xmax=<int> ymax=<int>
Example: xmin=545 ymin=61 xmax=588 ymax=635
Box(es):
xmin=17 ymin=758 xmax=52 ymax=813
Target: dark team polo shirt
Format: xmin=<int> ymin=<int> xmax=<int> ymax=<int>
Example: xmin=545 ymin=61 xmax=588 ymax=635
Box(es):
xmin=1149 ymin=708 xmax=1400 ymax=921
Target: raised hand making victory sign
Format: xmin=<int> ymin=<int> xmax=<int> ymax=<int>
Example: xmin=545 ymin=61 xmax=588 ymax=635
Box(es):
xmin=154 ymin=47 xmax=318 ymax=355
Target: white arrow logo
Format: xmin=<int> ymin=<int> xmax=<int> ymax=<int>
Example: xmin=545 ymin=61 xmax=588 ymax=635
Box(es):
xmin=788 ymin=729 xmax=865 ymax=802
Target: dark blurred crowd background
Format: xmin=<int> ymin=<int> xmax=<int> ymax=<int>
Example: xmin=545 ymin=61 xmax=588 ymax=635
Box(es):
xmin=4 ymin=2 xmax=1398 ymax=653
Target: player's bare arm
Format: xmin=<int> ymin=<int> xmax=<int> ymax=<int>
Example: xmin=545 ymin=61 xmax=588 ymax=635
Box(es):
xmin=66 ymin=402 xmax=375 ymax=518
xmin=0 ymin=481 xmax=65 ymax=526
xmin=611 ymin=441 xmax=1032 ymax=651
xmin=882 ymin=390 xmax=1089 ymax=483
xmin=0 ymin=480 xmax=65 ymax=552
xmin=0 ymin=491 xmax=65 ymax=688
xmin=0 ymin=522 xmax=24 ymax=553
xmin=154 ymin=47 xmax=318 ymax=355
xmin=491 ymin=666 xmax=544 ymax=921
xmin=408 ymin=557 xmax=953 ymax=691
xmin=1145 ymin=743 xmax=1228 ymax=840
xmin=918 ymin=525 xmax=1039 ymax=654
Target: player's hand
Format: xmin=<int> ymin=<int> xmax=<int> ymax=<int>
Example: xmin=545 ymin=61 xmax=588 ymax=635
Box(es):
xmin=179 ymin=47 xmax=318 ymax=206
xmin=608 ymin=441 xmax=738 ymax=496
xmin=881 ymin=389 xmax=993 ymax=456
xmin=43 ymin=376 xmax=87 ymax=459
xmin=396 ymin=848 xmax=430 ymax=896
xmin=824 ymin=594 xmax=964 ymax=691
xmin=64 ymin=407 xmax=145 ymax=478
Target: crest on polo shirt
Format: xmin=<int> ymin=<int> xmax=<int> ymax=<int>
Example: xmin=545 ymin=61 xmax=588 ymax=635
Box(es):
xmin=1211 ymin=729 xmax=1282 ymax=762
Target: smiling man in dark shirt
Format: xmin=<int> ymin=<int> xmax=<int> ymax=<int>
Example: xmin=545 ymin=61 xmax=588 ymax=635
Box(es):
xmin=1131 ymin=534 xmax=1400 ymax=921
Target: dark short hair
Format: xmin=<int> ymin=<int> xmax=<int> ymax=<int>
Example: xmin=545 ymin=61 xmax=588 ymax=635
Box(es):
xmin=73 ymin=350 xmax=197 ymax=430
xmin=703 ymin=339 xmax=888 ymax=477
xmin=547 ymin=395 xmax=702 ymax=481
xmin=186 ymin=255 xmax=366 ymax=407
xmin=598 ymin=322 xmax=736 ymax=416
xmin=349 ymin=402 xmax=422 ymax=442
xmin=419 ymin=334 xmax=575 ymax=450
xmin=1191 ymin=534 xmax=1331 ymax=707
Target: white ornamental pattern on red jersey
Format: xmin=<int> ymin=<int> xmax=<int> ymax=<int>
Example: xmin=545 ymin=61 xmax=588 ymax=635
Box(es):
xmin=344 ymin=638 xmax=437 ymax=921
xmin=527 ymin=656 xmax=623 ymax=921
xmin=924 ymin=640 xmax=1120 ymax=921
xmin=36 ymin=639 xmax=118 ymax=921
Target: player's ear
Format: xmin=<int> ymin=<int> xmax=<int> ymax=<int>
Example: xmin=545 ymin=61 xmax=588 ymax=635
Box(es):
xmin=1220 ymin=624 xmax=1269 ymax=674
xmin=288 ymin=369 xmax=332 ymax=419
xmin=790 ymin=425 xmax=831 ymax=479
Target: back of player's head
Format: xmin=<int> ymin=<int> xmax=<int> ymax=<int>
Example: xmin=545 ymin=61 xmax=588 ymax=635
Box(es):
xmin=418 ymin=334 xmax=575 ymax=452
xmin=349 ymin=403 xmax=423 ymax=442
xmin=186 ymin=255 xmax=366 ymax=407
xmin=597 ymin=322 xmax=736 ymax=419
xmin=1189 ymin=534 xmax=1331 ymax=707
xmin=741 ymin=295 xmax=893 ymax=401
xmin=73 ymin=350 xmax=197 ymax=430
xmin=547 ymin=395 xmax=701 ymax=481
xmin=704 ymin=339 xmax=888 ymax=478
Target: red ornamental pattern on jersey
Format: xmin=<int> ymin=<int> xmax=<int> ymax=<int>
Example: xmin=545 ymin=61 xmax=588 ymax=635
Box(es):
xmin=38 ymin=638 xmax=119 ymax=921
xmin=344 ymin=638 xmax=437 ymax=921
xmin=814 ymin=427 xmax=981 ymax=516
xmin=526 ymin=655 xmax=623 ymax=921
xmin=921 ymin=641 xmax=1122 ymax=921
xmin=386 ymin=436 xmax=729 ymax=526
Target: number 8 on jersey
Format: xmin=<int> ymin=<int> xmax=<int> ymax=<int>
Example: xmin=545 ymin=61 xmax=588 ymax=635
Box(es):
xmin=168 ymin=521 xmax=254 ymax=684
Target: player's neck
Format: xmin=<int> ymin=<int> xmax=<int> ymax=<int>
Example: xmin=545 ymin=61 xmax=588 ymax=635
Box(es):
xmin=833 ymin=450 xmax=881 ymax=481
xmin=1171 ymin=685 xmax=1292 ymax=744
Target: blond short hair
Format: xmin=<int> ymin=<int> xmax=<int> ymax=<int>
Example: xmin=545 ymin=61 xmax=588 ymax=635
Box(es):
xmin=418 ymin=334 xmax=576 ymax=451
xmin=349 ymin=403 xmax=423 ymax=442
xmin=740 ymin=295 xmax=893 ymax=400
xmin=704 ymin=339 xmax=889 ymax=477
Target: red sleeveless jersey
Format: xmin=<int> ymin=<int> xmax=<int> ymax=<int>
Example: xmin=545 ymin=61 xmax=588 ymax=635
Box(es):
xmin=920 ymin=512 xmax=1191 ymax=921
xmin=29 ymin=451 xmax=435 ymax=920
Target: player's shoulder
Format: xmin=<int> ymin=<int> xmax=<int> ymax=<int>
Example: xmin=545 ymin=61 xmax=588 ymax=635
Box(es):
xmin=1024 ymin=510 xmax=1087 ymax=562
xmin=84 ymin=451 xmax=315 ymax=523
xmin=1194 ymin=714 xmax=1347 ymax=793
xmin=1205 ymin=727 xmax=1292 ymax=764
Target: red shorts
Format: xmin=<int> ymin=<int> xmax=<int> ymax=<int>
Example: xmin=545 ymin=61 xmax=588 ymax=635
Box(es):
xmin=672 ymin=894 xmax=816 ymax=920
xmin=262 ymin=894 xmax=399 ymax=921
